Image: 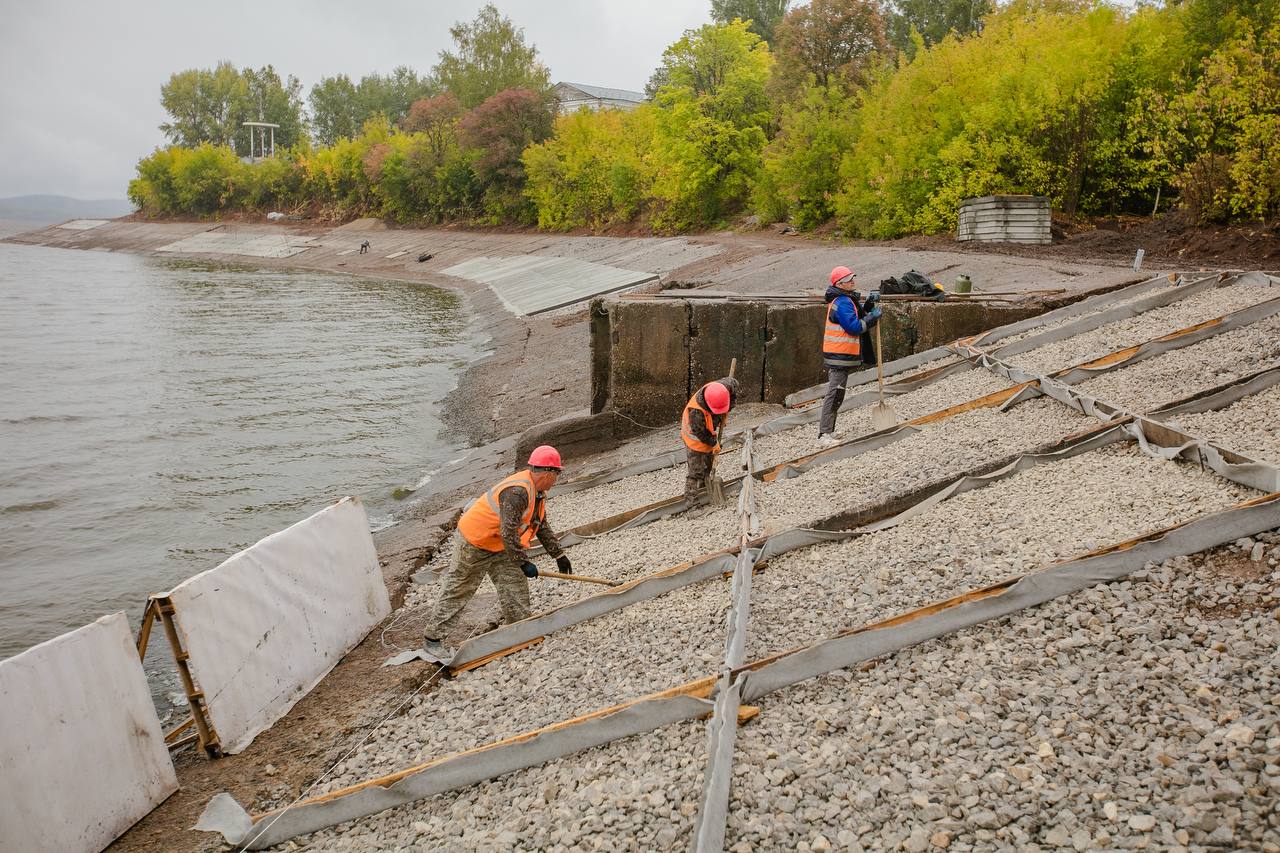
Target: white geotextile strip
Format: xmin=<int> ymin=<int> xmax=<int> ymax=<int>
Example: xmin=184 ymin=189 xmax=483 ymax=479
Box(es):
xmin=1149 ymin=365 xmax=1280 ymax=418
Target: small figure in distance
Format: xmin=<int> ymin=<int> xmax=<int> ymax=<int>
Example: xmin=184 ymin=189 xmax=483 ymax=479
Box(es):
xmin=358 ymin=239 xmax=371 ymax=254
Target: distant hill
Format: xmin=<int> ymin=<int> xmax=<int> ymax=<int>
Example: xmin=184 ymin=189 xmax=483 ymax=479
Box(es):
xmin=0 ymin=195 xmax=133 ymax=223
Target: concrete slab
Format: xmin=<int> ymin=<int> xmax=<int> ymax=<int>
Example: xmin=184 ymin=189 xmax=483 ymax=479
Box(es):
xmin=58 ymin=219 xmax=109 ymax=230
xmin=441 ymin=255 xmax=660 ymax=315
xmin=157 ymin=231 xmax=317 ymax=259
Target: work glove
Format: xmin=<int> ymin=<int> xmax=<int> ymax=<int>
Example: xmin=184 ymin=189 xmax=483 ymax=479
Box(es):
xmin=863 ymin=306 xmax=883 ymax=329
xmin=864 ymin=290 xmax=880 ymax=310
xmin=520 ymin=561 xmax=538 ymax=579
xmin=556 ymin=555 xmax=573 ymax=575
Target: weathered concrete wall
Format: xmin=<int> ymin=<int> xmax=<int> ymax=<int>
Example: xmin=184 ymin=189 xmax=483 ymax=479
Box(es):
xmin=764 ymin=303 xmax=826 ymax=402
xmin=691 ymin=300 xmax=765 ymax=397
xmin=878 ymin=301 xmax=1043 ymax=356
xmin=601 ymin=300 xmax=690 ymax=425
xmin=591 ymin=296 xmax=1046 ymax=427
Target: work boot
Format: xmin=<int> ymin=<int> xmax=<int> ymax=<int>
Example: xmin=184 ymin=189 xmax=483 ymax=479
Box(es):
xmin=422 ymin=636 xmax=453 ymax=661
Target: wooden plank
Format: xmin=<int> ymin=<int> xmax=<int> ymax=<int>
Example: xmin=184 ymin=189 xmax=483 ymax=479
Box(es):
xmin=448 ymin=637 xmax=544 ymax=675
xmin=135 ymin=598 xmax=158 ymax=659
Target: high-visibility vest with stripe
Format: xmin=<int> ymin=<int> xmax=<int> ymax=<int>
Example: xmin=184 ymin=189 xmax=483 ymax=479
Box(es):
xmin=681 ymin=390 xmax=719 ymax=454
xmin=457 ymin=470 xmax=544 ymax=552
xmin=823 ymin=298 xmax=862 ymax=363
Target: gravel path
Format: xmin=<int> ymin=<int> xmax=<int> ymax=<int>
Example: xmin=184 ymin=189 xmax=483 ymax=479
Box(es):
xmin=754 ymin=369 xmax=1015 ymax=468
xmin=1076 ymin=314 xmax=1280 ymax=414
xmin=299 ymin=719 xmax=708 ymax=851
xmin=760 ymin=398 xmax=1090 ymax=531
xmin=1007 ymin=281 xmax=1278 ymax=375
xmin=1174 ymin=382 xmax=1280 ymax=465
xmin=727 ymin=544 xmax=1280 ymax=852
xmin=748 ymin=443 xmax=1258 ymax=660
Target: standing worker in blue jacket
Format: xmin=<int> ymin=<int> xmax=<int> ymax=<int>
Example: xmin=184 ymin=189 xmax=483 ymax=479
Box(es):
xmin=818 ymin=266 xmax=882 ymax=445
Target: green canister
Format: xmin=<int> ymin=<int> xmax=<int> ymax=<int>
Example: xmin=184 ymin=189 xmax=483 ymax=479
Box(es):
xmin=954 ymin=274 xmax=972 ymax=294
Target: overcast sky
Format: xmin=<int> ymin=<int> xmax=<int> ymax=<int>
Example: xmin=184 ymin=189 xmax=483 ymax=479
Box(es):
xmin=0 ymin=1 xmax=710 ymax=200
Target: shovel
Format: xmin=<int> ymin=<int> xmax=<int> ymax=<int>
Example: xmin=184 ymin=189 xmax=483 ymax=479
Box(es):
xmin=707 ymin=358 xmax=737 ymax=506
xmin=870 ymin=324 xmax=900 ymax=431
xmin=540 ymin=570 xmax=622 ymax=587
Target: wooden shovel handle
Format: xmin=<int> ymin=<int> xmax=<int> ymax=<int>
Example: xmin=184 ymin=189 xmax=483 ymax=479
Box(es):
xmin=541 ymin=570 xmax=621 ymax=587
xmin=874 ymin=324 xmax=884 ymax=405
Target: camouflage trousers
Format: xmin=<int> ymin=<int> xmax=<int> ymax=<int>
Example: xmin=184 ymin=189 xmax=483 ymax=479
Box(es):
xmin=684 ymin=449 xmax=717 ymax=503
xmin=425 ymin=531 xmax=531 ymax=639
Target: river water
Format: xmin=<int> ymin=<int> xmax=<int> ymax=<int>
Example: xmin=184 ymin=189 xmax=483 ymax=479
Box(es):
xmin=0 ymin=240 xmax=480 ymax=674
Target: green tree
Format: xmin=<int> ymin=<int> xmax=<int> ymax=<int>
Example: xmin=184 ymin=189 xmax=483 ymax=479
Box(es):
xmin=524 ymin=107 xmax=659 ymax=230
xmin=772 ymin=0 xmax=890 ymax=91
xmin=241 ymin=65 xmax=306 ymax=148
xmin=309 ymin=68 xmax=435 ymax=145
xmin=754 ymin=83 xmax=859 ymax=228
xmin=885 ymin=0 xmax=993 ymax=57
xmin=160 ymin=63 xmax=304 ymax=154
xmin=650 ymin=21 xmax=774 ymax=230
xmin=433 ymin=4 xmax=552 ymax=109
xmin=159 ymin=62 xmax=249 ymax=151
xmin=308 ymin=75 xmax=361 ymax=145
xmin=710 ymin=0 xmax=791 ymax=44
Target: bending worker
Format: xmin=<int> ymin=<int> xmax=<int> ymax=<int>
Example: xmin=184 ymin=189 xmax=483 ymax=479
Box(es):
xmin=682 ymin=375 xmax=739 ymax=504
xmin=819 ymin=266 xmax=882 ymax=445
xmin=423 ymin=445 xmax=572 ymax=658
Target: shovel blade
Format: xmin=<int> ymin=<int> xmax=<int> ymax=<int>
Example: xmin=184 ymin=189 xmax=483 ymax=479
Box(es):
xmin=708 ymin=475 xmax=727 ymax=506
xmin=871 ymin=402 xmax=900 ymax=432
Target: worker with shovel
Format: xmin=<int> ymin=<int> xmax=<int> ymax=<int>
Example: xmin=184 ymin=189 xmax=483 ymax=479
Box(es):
xmin=818 ymin=266 xmax=883 ymax=446
xmin=423 ymin=445 xmax=573 ymax=659
xmin=682 ymin=375 xmax=740 ymax=505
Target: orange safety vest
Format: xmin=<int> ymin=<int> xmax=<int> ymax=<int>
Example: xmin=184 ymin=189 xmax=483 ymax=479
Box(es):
xmin=457 ymin=470 xmax=545 ymax=553
xmin=823 ymin=298 xmax=862 ymax=363
xmin=681 ymin=389 xmax=720 ymax=454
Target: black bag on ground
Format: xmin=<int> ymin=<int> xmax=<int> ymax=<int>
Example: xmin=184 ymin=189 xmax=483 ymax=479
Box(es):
xmin=881 ymin=270 xmax=946 ymax=300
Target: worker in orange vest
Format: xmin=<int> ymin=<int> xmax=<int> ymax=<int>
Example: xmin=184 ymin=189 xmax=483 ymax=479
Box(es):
xmin=423 ymin=445 xmax=571 ymax=659
xmin=819 ymin=266 xmax=881 ymax=445
xmin=681 ymin=376 xmax=739 ymax=504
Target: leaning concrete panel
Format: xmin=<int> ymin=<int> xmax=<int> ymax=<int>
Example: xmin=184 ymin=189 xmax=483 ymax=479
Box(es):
xmin=441 ymin=255 xmax=659 ymax=315
xmin=608 ymin=300 xmax=690 ymax=427
xmin=0 ymin=613 xmax=177 ymax=853
xmin=691 ymin=300 xmax=765 ymax=395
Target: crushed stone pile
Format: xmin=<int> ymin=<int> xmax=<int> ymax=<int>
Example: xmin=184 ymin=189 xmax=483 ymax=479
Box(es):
xmin=759 ymin=398 xmax=1089 ymax=531
xmin=1007 ymin=282 xmax=1277 ymax=375
xmin=755 ymin=368 xmax=1014 ymax=467
xmin=749 ymin=443 xmax=1257 ymax=661
xmin=1076 ymin=314 xmax=1280 ymax=414
xmin=1173 ymin=382 xmax=1280 ymax=465
xmin=727 ymin=549 xmax=1280 ymax=852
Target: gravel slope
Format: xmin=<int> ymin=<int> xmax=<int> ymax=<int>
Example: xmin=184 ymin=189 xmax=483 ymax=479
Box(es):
xmin=1076 ymin=314 xmax=1280 ymax=414
xmin=1173 ymin=382 xmax=1280 ymax=465
xmin=749 ymin=444 xmax=1258 ymax=660
xmin=1007 ymin=281 xmax=1278 ymax=375
xmin=727 ymin=547 xmax=1280 ymax=852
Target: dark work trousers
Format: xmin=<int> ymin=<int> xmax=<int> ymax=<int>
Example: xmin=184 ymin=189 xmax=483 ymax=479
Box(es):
xmin=818 ymin=366 xmax=851 ymax=436
xmin=684 ymin=449 xmax=716 ymax=503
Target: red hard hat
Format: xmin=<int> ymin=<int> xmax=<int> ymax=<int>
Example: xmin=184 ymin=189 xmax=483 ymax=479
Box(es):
xmin=527 ymin=445 xmax=562 ymax=469
xmin=830 ymin=266 xmax=855 ymax=286
xmin=704 ymin=382 xmax=731 ymax=414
